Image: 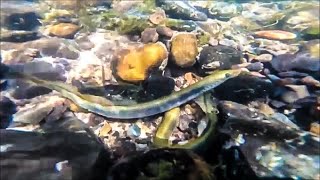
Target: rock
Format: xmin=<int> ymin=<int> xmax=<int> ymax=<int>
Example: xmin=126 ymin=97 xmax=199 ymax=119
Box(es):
xmin=113 ymin=140 xmax=137 ymax=158
xmin=271 ymin=53 xmax=320 ymax=72
xmin=6 ymin=61 xmax=66 ymax=81
xmin=300 ymin=76 xmax=320 ymax=87
xmin=245 ymin=62 xmax=264 ymax=72
xmin=291 ymin=96 xmax=319 ymax=129
xmin=157 ymin=0 xmax=208 ymax=21
xmin=47 ymin=23 xmax=81 ymax=39
xmin=301 ymin=39 xmax=320 ymax=58
xmin=278 ymin=71 xmax=309 ymax=78
xmin=229 ymin=16 xmax=261 ymax=31
xmin=141 ymin=74 xmax=175 ymax=100
xmin=218 ymin=39 xmax=238 ymax=49
xmin=114 ymin=42 xmax=168 ymax=82
xmin=170 ymin=33 xmax=198 ymax=68
xmin=0 ymin=30 xmax=40 ymax=42
xmin=214 ymin=74 xmax=274 ymax=104
xmin=11 ymin=96 xmax=66 ymax=126
xmin=1 ymin=37 xmax=80 ymax=60
xmin=1 ymin=118 xmax=111 ymax=180
xmin=98 ymin=121 xmax=112 ymax=137
xmin=75 ymin=35 xmax=95 ymax=50
xmin=5 ymin=61 xmax=67 ymax=99
xmin=0 ymin=1 xmax=41 ymax=31
xmin=310 ymin=122 xmax=320 ymax=136
xmin=207 ymin=2 xmax=242 ymax=21
xmin=127 ymin=124 xmax=141 ymax=138
xmin=149 ymin=8 xmax=166 ymax=25
xmin=198 ymin=45 xmax=242 ymax=72
xmin=0 ymin=96 xmax=16 ymax=129
xmin=156 ymin=26 xmax=174 ymax=38
xmin=281 ymin=85 xmax=310 ymax=104
xmin=270 ymin=113 xmax=299 ymax=129
xmin=218 ymin=116 xmax=320 ymax=179
xmin=253 ymin=38 xmax=299 ymax=56
xmin=10 ymin=82 xmax=53 ymax=100
xmin=283 ymin=6 xmax=320 ymax=40
xmin=253 ymin=53 xmax=273 ymax=62
xmin=56 ymin=45 xmax=79 ymax=60
xmin=43 ymin=9 xmax=75 ymax=23
xmin=1 ymin=48 xmax=40 ymax=64
xmin=256 ymin=102 xmax=275 ymax=116
xmin=108 ymin=148 xmax=214 ymax=179
xmin=218 ymin=101 xmax=266 ymax=121
xmin=141 ymin=28 xmax=159 ymax=43
xmin=253 ymin=30 xmax=297 ymax=40
xmin=302 ymin=25 xmax=320 ymax=40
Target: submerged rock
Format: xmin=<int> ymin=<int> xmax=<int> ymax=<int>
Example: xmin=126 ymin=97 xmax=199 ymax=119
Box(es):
xmin=0 ymin=96 xmax=16 ymax=129
xmin=253 ymin=30 xmax=297 ymax=40
xmin=207 ymin=2 xmax=242 ymax=21
xmin=114 ymin=42 xmax=168 ymax=82
xmin=0 ymin=1 xmax=41 ymax=31
xmin=141 ymin=73 xmax=175 ymax=101
xmin=218 ymin=116 xmax=320 ymax=179
xmin=1 ymin=118 xmax=111 ymax=180
xmin=47 ymin=23 xmax=81 ymax=39
xmin=108 ymin=148 xmax=214 ymax=180
xmin=148 ymin=8 xmax=166 ymax=25
xmin=156 ymin=0 xmax=207 ymax=21
xmin=271 ymin=52 xmax=320 ymax=72
xmin=11 ymin=96 xmax=67 ymax=126
xmin=156 ymin=26 xmax=174 ymax=38
xmin=0 ymin=30 xmax=40 ymax=42
xmin=141 ymin=28 xmax=159 ymax=43
xmin=214 ymin=74 xmax=274 ymax=104
xmin=198 ymin=45 xmax=242 ymax=72
xmin=170 ymin=33 xmax=198 ymax=68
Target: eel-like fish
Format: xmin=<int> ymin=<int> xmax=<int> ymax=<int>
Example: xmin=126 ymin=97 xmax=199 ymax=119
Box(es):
xmin=2 ymin=66 xmax=241 ymax=119
xmin=153 ymin=93 xmax=218 ymax=152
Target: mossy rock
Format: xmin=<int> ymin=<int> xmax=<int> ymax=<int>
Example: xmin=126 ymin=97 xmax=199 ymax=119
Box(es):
xmin=302 ymin=25 xmax=320 ymax=40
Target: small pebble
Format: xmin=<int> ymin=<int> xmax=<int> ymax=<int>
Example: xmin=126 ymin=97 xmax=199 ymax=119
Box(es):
xmin=156 ymin=26 xmax=174 ymax=37
xmin=254 ymin=53 xmax=273 ymax=62
xmin=98 ymin=121 xmax=112 ymax=137
xmin=149 ymin=8 xmax=166 ymax=25
xmin=246 ymin=62 xmax=264 ymax=71
xmin=141 ymin=28 xmax=159 ymax=43
xmin=197 ymin=119 xmax=207 ymax=136
xmin=257 ymin=103 xmax=275 ymax=116
xmin=310 ymin=122 xmax=320 ymax=136
xmin=127 ymin=124 xmax=141 ymax=137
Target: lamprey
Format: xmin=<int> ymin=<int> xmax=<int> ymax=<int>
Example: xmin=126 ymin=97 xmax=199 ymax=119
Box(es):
xmin=153 ymin=107 xmax=181 ymax=146
xmin=153 ymin=93 xmax=218 ymax=153
xmin=2 ymin=67 xmax=241 ymax=119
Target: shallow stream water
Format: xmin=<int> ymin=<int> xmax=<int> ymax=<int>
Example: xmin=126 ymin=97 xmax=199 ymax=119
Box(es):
xmin=0 ymin=0 xmax=319 ymax=180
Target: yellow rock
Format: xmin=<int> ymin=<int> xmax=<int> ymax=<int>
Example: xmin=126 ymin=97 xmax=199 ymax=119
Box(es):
xmin=309 ymin=43 xmax=320 ymax=58
xmin=48 ymin=23 xmax=81 ymax=39
xmin=99 ymin=121 xmax=112 ymax=137
xmin=310 ymin=122 xmax=320 ymax=136
xmin=115 ymin=42 xmax=168 ymax=82
xmin=253 ymin=30 xmax=297 ymax=40
xmin=170 ymin=33 xmax=198 ymax=68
